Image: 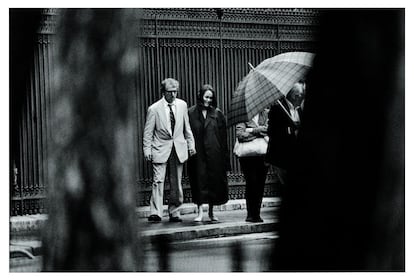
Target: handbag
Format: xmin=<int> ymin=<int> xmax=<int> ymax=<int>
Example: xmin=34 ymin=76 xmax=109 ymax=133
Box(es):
xmin=233 ymin=136 xmax=269 ymax=157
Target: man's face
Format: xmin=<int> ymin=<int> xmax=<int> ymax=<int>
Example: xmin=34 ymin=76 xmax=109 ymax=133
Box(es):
xmin=164 ymin=84 xmax=178 ymax=103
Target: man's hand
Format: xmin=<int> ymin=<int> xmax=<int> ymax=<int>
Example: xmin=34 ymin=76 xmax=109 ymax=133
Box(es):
xmin=189 ymin=148 xmax=196 ymax=156
xmin=144 ymin=153 xmax=152 ymax=161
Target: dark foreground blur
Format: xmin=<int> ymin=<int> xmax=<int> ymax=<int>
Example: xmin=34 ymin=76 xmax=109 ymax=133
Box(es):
xmin=270 ymin=9 xmax=404 ymax=271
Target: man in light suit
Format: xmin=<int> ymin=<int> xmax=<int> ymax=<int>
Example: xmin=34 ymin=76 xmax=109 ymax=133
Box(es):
xmin=143 ymin=78 xmax=196 ymax=222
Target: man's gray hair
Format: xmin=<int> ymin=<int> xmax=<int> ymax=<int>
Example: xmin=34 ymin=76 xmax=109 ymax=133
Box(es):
xmin=160 ymin=78 xmax=179 ymax=92
xmin=290 ymin=82 xmax=305 ymax=95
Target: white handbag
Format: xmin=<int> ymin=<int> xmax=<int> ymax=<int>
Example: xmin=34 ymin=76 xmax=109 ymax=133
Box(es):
xmin=233 ymin=136 xmax=269 ymax=157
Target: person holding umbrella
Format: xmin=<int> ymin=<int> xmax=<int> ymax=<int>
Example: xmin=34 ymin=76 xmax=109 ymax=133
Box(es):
xmin=265 ymin=82 xmax=306 ymax=171
xmin=187 ymin=84 xmax=230 ymax=222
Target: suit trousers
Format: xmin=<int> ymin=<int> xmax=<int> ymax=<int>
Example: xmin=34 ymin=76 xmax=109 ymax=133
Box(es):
xmin=239 ymin=156 xmax=269 ymax=219
xmin=150 ymin=146 xmax=184 ymax=218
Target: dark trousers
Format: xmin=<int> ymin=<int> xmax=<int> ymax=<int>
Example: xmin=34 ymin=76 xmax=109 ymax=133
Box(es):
xmin=239 ymin=156 xmax=269 ymax=218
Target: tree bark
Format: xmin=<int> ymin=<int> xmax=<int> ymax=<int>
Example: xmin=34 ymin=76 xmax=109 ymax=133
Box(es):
xmin=43 ymin=9 xmax=141 ymax=271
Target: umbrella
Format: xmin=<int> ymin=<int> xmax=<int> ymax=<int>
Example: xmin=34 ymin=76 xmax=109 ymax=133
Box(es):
xmin=227 ymin=51 xmax=315 ymax=126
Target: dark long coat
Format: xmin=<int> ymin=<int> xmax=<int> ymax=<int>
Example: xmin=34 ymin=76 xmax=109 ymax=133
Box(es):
xmin=188 ymin=105 xmax=230 ymax=205
xmin=265 ymin=98 xmax=303 ymax=170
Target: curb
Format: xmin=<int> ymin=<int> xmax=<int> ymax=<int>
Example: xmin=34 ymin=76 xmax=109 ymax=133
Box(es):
xmin=10 ymin=218 xmax=278 ymax=258
xmin=136 ymin=197 xmax=280 ymax=218
xmin=10 ymin=214 xmax=48 ymax=241
xmin=10 ymin=198 xmax=280 ymax=239
xmin=10 ymin=241 xmax=42 ymax=258
xmin=141 ymin=218 xmax=278 ymax=244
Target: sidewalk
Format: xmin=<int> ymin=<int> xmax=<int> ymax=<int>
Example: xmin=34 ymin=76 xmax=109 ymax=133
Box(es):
xmin=10 ymin=197 xmax=280 ymax=259
xmin=141 ymin=206 xmax=278 ymax=244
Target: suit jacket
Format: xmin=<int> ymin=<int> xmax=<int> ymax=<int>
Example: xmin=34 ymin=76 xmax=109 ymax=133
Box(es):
xmin=143 ymin=98 xmax=195 ymax=164
xmin=265 ymin=98 xmax=302 ymax=169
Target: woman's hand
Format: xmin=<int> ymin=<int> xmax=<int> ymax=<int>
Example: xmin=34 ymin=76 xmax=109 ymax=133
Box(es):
xmin=257 ymin=126 xmax=268 ymax=133
xmin=255 ymin=125 xmax=268 ymax=136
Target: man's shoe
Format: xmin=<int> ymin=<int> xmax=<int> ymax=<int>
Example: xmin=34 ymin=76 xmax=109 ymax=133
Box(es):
xmin=148 ymin=215 xmax=161 ymax=222
xmin=169 ymin=216 xmax=182 ymax=222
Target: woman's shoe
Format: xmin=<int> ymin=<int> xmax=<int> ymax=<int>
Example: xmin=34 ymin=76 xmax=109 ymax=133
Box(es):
xmin=246 ymin=216 xmax=263 ymax=223
xmin=246 ymin=216 xmax=263 ymax=222
xmin=194 ymin=215 xmax=203 ymax=222
xmin=252 ymin=216 xmax=264 ymax=223
xmin=194 ymin=205 xmax=203 ymax=222
xmin=209 ymin=215 xmax=219 ymax=221
xmin=208 ymin=204 xmax=218 ymax=221
xmin=245 ymin=216 xmax=254 ymax=222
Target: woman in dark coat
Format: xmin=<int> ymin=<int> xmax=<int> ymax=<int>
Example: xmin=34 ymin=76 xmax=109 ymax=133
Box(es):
xmin=188 ymin=84 xmax=230 ymax=222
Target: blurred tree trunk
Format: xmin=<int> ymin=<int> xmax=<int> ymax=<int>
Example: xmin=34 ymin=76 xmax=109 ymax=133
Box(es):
xmin=43 ymin=9 xmax=141 ymax=271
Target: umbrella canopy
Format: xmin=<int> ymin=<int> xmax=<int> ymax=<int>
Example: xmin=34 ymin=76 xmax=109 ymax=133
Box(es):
xmin=227 ymin=52 xmax=315 ymax=126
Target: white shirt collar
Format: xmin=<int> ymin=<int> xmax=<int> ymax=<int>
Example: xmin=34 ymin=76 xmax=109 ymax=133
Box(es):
xmin=163 ymin=97 xmax=176 ymax=106
xmin=286 ymin=99 xmax=299 ymax=110
xmin=285 ymin=98 xmax=301 ymax=123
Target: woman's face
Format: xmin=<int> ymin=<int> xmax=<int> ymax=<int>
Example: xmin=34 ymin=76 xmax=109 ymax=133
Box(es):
xmin=202 ymin=90 xmax=213 ymax=107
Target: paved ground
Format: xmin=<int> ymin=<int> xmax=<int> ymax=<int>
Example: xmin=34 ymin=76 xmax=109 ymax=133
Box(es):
xmin=141 ymin=207 xmax=278 ymax=242
xmin=143 ymin=232 xmax=278 ymax=272
xmin=9 ymin=198 xmax=279 ymax=272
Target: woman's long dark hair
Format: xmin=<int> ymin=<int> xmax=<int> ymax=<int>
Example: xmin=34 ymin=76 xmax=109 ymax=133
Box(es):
xmin=197 ymin=84 xmax=217 ymax=108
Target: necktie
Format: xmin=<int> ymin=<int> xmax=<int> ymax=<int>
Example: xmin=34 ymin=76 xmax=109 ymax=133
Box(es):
xmin=168 ymin=104 xmax=175 ymax=134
